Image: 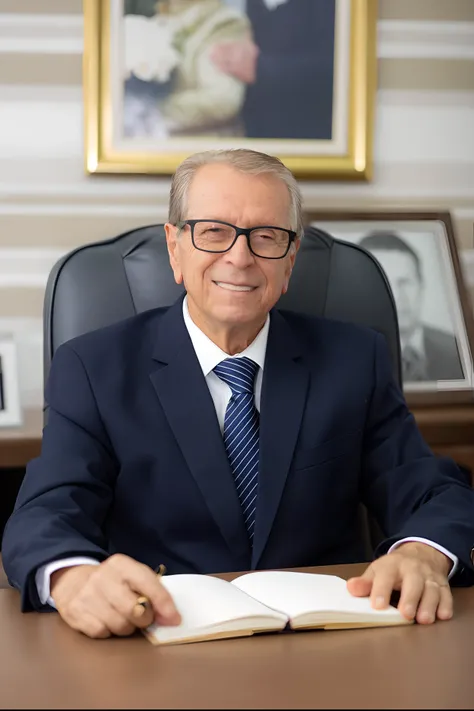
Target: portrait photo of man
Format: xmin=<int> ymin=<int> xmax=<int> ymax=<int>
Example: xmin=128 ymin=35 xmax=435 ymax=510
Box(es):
xmin=121 ymin=0 xmax=336 ymax=141
xmin=358 ymin=231 xmax=464 ymax=385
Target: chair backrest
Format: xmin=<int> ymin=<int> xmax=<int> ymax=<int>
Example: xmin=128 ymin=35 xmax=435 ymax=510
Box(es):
xmin=43 ymin=224 xmax=402 ymax=559
xmin=44 ymin=224 xmax=401 ymax=385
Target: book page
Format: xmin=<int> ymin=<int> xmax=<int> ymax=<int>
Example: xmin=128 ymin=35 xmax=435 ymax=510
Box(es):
xmin=145 ymin=574 xmax=288 ymax=644
xmin=232 ymin=571 xmax=405 ymax=623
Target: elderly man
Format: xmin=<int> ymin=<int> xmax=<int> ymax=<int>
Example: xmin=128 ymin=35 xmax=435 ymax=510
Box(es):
xmin=3 ymin=149 xmax=474 ymax=640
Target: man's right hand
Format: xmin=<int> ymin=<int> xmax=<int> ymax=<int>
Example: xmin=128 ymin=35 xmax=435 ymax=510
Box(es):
xmin=50 ymin=554 xmax=181 ymax=638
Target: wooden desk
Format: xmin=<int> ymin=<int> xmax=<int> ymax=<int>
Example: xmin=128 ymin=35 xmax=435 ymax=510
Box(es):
xmin=414 ymin=405 xmax=474 ymax=477
xmin=0 ymin=408 xmax=42 ymax=469
xmin=0 ymin=563 xmax=473 ymax=709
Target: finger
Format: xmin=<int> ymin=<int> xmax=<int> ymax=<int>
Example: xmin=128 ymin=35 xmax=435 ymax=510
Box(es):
xmin=101 ymin=610 xmax=136 ymax=637
xmin=416 ymin=580 xmax=442 ymax=625
xmin=397 ymin=571 xmax=425 ymax=621
xmin=86 ymin=592 xmax=136 ymax=637
xmin=66 ymin=610 xmax=111 ymax=640
xmin=107 ymin=581 xmax=155 ymax=630
xmin=369 ymin=567 xmax=398 ymax=610
xmin=108 ymin=556 xmax=181 ymax=625
xmin=436 ymin=584 xmax=453 ymax=621
xmin=346 ymin=566 xmax=375 ymax=597
xmin=346 ymin=577 xmax=373 ymax=597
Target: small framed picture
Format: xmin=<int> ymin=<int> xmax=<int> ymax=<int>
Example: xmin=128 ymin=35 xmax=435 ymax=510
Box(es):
xmin=0 ymin=334 xmax=22 ymax=428
xmin=306 ymin=211 xmax=474 ymax=406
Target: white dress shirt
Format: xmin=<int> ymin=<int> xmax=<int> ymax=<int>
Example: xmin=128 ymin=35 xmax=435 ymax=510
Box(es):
xmin=36 ymin=298 xmax=457 ymax=607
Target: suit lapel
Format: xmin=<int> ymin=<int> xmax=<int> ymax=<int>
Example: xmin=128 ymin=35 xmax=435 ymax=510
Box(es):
xmin=149 ymin=299 xmax=250 ymax=563
xmin=252 ymin=310 xmax=309 ymax=568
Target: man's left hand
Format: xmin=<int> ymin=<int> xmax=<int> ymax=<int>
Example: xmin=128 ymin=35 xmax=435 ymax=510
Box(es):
xmin=346 ymin=542 xmax=453 ymax=624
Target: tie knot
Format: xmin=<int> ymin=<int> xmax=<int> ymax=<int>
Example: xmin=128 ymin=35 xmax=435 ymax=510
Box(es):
xmin=213 ymin=357 xmax=258 ymax=395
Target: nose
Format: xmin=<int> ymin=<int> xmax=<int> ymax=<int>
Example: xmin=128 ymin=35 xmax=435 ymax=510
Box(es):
xmin=224 ymin=233 xmax=255 ymax=268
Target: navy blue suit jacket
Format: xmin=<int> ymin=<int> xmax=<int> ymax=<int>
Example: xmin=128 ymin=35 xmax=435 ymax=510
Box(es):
xmin=3 ymin=298 xmax=474 ymax=610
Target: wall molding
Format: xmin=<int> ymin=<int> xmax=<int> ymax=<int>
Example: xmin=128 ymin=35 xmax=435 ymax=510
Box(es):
xmin=3 ymin=177 xmax=474 ymax=206
xmin=0 ymin=248 xmax=65 ymax=287
xmin=1 ymin=192 xmax=473 ymax=214
xmin=378 ymin=20 xmax=474 ymax=61
xmin=0 ymin=14 xmax=83 ymax=54
xmin=0 ymin=202 xmax=169 ymax=216
xmin=1 ymin=14 xmax=474 ymax=61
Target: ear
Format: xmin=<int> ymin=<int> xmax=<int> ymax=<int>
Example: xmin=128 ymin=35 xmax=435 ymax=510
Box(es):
xmin=165 ymin=222 xmax=183 ymax=285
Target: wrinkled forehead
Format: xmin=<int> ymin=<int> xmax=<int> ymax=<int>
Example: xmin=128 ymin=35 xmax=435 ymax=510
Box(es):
xmin=186 ymin=164 xmax=292 ymax=227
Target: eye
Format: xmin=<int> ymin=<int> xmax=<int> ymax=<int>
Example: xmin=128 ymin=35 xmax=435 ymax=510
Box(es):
xmin=253 ymin=230 xmax=277 ymax=240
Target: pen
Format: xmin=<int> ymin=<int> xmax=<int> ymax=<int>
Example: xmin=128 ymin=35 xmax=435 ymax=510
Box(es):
xmin=133 ymin=564 xmax=167 ymax=618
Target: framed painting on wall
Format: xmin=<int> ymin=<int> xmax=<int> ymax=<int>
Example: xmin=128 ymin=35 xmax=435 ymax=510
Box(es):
xmin=83 ymin=0 xmax=377 ymax=179
xmin=307 ymin=211 xmax=474 ymax=406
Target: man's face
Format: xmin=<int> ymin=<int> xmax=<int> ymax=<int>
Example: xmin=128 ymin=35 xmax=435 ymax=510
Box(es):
xmin=165 ymin=163 xmax=299 ymax=336
xmin=370 ymin=249 xmax=423 ymax=337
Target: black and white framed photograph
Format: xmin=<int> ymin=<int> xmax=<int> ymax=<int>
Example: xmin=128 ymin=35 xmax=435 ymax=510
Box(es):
xmin=306 ymin=211 xmax=474 ymax=405
xmin=0 ymin=335 xmax=22 ymax=428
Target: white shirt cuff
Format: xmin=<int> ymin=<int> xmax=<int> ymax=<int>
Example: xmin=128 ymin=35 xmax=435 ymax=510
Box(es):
xmin=35 ymin=557 xmax=101 ymax=609
xmin=388 ymin=537 xmax=458 ymax=579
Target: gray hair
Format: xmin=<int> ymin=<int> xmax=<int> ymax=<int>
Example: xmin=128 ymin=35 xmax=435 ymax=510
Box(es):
xmin=168 ymin=149 xmax=304 ymax=240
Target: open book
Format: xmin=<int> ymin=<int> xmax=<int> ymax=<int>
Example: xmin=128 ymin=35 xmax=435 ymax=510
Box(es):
xmin=143 ymin=570 xmax=411 ymax=646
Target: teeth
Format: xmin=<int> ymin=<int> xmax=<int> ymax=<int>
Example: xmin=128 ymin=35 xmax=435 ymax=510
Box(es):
xmin=216 ymin=282 xmax=253 ymax=292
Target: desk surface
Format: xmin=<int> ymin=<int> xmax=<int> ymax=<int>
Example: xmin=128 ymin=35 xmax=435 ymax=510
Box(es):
xmin=0 ymin=563 xmax=473 ymax=709
xmin=0 ymin=408 xmax=43 ymax=468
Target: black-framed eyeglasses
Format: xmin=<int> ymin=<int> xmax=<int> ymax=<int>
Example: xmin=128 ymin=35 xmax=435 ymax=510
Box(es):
xmin=176 ymin=219 xmax=297 ymax=259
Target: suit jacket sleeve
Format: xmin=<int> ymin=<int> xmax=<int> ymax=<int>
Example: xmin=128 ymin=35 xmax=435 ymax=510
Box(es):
xmin=1 ymin=343 xmax=117 ymax=611
xmin=361 ymin=333 xmax=474 ymax=585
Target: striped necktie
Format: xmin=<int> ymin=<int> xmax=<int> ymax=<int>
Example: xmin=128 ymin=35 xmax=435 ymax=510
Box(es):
xmin=213 ymin=357 xmax=259 ymax=541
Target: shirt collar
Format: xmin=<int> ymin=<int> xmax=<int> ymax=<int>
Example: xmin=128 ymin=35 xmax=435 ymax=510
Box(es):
xmin=182 ymin=296 xmax=269 ymax=376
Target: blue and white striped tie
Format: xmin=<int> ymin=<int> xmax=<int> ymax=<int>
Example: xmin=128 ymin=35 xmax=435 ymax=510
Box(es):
xmin=213 ymin=357 xmax=259 ymax=541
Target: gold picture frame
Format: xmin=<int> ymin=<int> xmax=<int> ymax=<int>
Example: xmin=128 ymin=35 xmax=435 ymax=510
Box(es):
xmin=83 ymin=0 xmax=377 ymax=179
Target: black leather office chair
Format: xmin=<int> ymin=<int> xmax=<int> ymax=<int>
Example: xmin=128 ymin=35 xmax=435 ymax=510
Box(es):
xmin=43 ymin=224 xmax=402 ymax=558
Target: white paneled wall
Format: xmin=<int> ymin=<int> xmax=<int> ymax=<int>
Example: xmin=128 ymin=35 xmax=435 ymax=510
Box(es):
xmin=1 ymin=4 xmax=474 ymax=408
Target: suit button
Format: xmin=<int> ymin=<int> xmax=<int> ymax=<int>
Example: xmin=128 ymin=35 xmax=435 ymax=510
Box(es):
xmin=470 ymin=548 xmax=474 ymax=566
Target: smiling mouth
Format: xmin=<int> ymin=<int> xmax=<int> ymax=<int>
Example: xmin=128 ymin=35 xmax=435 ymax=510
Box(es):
xmin=214 ymin=281 xmax=256 ymax=292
